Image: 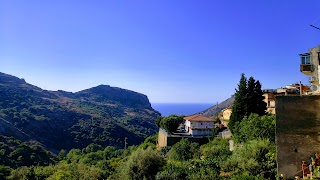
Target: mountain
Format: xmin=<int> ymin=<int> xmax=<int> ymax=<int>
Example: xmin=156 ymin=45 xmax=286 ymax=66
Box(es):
xmin=0 ymin=72 xmax=160 ymax=152
xmin=199 ymin=96 xmax=234 ymax=117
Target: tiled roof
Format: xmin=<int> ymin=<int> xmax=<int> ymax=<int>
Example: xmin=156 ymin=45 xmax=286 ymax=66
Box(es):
xmin=184 ymin=114 xmax=213 ymax=122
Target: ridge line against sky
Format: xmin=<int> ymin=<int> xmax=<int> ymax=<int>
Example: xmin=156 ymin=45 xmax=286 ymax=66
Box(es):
xmin=1 ymin=0 xmax=320 ymax=103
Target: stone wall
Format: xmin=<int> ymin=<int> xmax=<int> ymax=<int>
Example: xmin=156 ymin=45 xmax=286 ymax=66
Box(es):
xmin=276 ymin=96 xmax=320 ymax=178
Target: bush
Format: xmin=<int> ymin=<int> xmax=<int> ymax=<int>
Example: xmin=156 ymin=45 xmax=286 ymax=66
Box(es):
xmin=200 ymin=138 xmax=231 ymax=165
xmin=233 ymin=114 xmax=275 ymax=143
xmin=168 ymin=138 xmax=199 ymax=161
xmin=222 ymin=139 xmax=276 ymax=179
xmin=115 ymin=148 xmax=166 ymax=180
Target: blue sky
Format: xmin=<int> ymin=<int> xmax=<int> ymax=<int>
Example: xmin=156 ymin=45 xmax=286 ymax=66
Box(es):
xmin=1 ymin=1 xmax=320 ymax=103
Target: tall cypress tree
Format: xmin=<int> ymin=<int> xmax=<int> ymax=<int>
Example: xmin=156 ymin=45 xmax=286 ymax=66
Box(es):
xmin=246 ymin=76 xmax=256 ymax=117
xmin=253 ymin=80 xmax=267 ymax=116
xmin=229 ymin=73 xmax=248 ymax=133
xmin=229 ymin=74 xmax=267 ymax=133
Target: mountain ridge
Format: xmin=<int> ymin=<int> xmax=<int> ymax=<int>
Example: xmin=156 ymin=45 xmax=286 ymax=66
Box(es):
xmin=199 ymin=96 xmax=234 ymax=117
xmin=0 ymin=72 xmax=160 ymax=152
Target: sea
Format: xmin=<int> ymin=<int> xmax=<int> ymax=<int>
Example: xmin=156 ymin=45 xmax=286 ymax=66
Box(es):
xmin=151 ymin=103 xmax=214 ymax=116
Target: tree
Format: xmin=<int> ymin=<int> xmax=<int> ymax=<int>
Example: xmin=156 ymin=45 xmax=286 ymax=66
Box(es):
xmin=222 ymin=139 xmax=276 ymax=179
xmin=156 ymin=163 xmax=188 ymax=180
xmin=253 ymin=80 xmax=267 ymax=116
xmin=168 ymin=138 xmax=199 ymax=161
xmin=246 ymin=76 xmax=256 ymax=116
xmin=159 ymin=115 xmax=184 ymax=133
xmin=155 ymin=117 xmax=163 ymax=127
xmin=229 ymin=74 xmax=267 ymax=133
xmin=58 ymin=149 xmax=66 ymax=160
xmin=120 ymin=148 xmax=166 ymax=180
xmin=0 ymin=165 xmax=11 ymax=179
xmin=200 ymin=138 xmax=231 ymax=164
xmin=229 ymin=73 xmax=248 ymax=133
xmin=233 ymin=114 xmax=275 ymax=143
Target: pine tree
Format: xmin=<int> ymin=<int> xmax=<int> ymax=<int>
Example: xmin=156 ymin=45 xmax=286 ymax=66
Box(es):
xmin=229 ymin=73 xmax=248 ymax=133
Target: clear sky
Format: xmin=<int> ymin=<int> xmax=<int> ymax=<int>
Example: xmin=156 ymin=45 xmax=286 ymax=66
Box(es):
xmin=1 ymin=1 xmax=320 ymax=103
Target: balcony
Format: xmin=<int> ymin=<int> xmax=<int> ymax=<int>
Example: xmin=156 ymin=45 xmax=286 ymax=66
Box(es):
xmin=309 ymin=76 xmax=318 ymax=83
xmin=300 ymin=64 xmax=313 ymax=75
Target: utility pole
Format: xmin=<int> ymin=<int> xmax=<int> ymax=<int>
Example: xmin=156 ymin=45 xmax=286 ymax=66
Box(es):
xmin=124 ymin=137 xmax=128 ymax=149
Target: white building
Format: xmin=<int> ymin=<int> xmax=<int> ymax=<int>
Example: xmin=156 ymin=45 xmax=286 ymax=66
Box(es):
xmin=300 ymin=46 xmax=320 ymax=94
xmin=184 ymin=114 xmax=215 ymax=136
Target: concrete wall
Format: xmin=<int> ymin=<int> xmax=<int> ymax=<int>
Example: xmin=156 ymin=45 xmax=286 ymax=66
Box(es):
xmin=276 ymin=96 xmax=320 ymax=178
xmin=158 ymin=128 xmax=209 ymax=147
xmin=191 ymin=129 xmax=212 ymax=136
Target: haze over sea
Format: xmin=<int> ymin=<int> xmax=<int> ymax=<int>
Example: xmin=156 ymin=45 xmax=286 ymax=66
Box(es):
xmin=151 ymin=103 xmax=214 ymax=116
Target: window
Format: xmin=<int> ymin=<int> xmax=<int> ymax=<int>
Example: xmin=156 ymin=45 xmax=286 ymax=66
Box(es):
xmin=301 ymin=55 xmax=311 ymax=64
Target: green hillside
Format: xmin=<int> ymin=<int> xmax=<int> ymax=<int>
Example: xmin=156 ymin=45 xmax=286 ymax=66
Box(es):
xmin=0 ymin=72 xmax=160 ymax=152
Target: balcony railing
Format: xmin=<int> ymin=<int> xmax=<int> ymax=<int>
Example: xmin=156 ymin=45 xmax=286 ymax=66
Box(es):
xmin=300 ymin=64 xmax=313 ymax=72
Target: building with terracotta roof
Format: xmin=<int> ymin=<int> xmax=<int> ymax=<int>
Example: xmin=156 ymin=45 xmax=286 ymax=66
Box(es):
xmin=184 ymin=114 xmax=215 ymax=136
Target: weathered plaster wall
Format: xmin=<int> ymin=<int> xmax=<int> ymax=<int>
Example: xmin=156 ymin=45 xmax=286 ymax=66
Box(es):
xmin=276 ymin=96 xmax=320 ymax=178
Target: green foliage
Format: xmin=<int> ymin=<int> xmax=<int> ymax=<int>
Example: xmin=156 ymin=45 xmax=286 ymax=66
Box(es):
xmin=156 ymin=160 xmax=220 ymax=180
xmin=229 ymin=174 xmax=265 ymax=180
xmin=58 ymin=149 xmax=66 ymax=160
xmin=0 ymin=72 xmax=277 ymax=180
xmin=159 ymin=115 xmax=184 ymax=133
xmin=155 ymin=117 xmax=163 ymax=127
xmin=222 ymin=139 xmax=276 ymax=179
xmin=200 ymin=138 xmax=231 ymax=165
xmin=229 ymin=73 xmax=248 ymax=132
xmin=0 ymin=134 xmax=56 ymax=169
xmin=0 ymin=165 xmax=11 ymax=179
xmin=229 ymin=74 xmax=267 ymax=133
xmin=9 ymin=163 xmax=105 ymax=180
xmin=83 ymin=143 xmax=103 ymax=154
xmin=253 ymin=80 xmax=267 ymax=116
xmin=113 ymin=148 xmax=166 ymax=180
xmin=233 ymin=114 xmax=276 ymax=143
xmin=155 ymin=163 xmax=188 ymax=180
xmin=0 ymin=72 xmax=161 ymax=152
xmin=138 ymin=134 xmax=158 ymax=150
xmin=168 ymin=138 xmax=199 ymax=161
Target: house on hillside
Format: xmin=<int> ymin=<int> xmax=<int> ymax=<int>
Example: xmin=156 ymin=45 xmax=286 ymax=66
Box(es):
xmin=262 ymin=85 xmax=310 ymax=115
xmin=263 ymin=90 xmax=276 ymax=114
xmin=184 ymin=114 xmax=215 ymax=136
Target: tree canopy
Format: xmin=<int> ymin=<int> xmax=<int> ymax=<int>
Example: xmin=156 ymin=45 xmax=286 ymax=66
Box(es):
xmin=156 ymin=115 xmax=184 ymax=133
xmin=229 ymin=74 xmax=267 ymax=133
xmin=233 ymin=114 xmax=276 ymax=143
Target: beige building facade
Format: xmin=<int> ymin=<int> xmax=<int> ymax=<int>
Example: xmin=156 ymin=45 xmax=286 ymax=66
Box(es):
xmin=263 ymin=92 xmax=276 ymax=114
xmin=221 ymin=108 xmax=232 ymax=127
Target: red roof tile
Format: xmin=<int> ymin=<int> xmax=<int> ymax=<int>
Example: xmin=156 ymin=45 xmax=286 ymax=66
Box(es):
xmin=184 ymin=114 xmax=213 ymax=122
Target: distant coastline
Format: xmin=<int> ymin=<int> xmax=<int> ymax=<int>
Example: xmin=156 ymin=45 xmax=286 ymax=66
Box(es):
xmin=151 ymin=103 xmax=214 ymax=116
